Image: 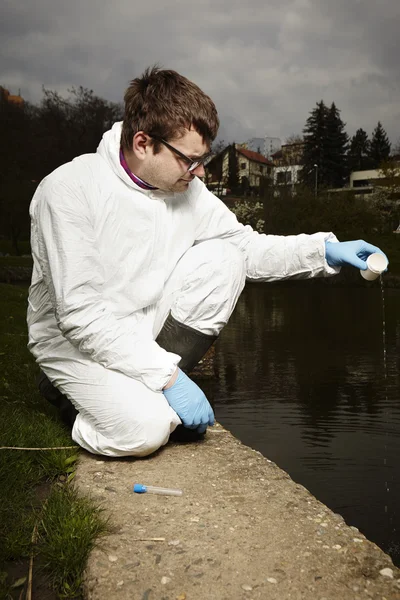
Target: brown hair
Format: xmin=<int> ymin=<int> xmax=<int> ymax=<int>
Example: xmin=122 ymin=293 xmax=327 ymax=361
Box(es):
xmin=121 ymin=66 xmax=219 ymax=152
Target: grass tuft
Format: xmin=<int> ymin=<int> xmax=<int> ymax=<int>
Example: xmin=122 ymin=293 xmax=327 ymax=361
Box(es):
xmin=38 ymin=485 xmax=110 ymax=598
xmin=0 ymin=283 xmax=111 ymax=598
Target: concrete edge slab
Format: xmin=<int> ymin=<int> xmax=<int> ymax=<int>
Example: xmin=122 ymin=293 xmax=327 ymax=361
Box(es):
xmin=74 ymin=423 xmax=400 ymax=600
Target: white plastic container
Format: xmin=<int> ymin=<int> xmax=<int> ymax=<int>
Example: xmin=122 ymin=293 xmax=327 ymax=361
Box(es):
xmin=360 ymin=253 xmax=388 ymax=281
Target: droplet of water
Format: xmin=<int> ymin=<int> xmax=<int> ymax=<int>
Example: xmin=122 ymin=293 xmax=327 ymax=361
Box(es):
xmin=380 ymin=275 xmax=390 ymax=526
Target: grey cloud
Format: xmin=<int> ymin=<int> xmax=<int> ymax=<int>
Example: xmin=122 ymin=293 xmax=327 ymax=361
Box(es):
xmin=0 ymin=0 xmax=53 ymax=37
xmin=1 ymin=0 xmax=399 ymax=144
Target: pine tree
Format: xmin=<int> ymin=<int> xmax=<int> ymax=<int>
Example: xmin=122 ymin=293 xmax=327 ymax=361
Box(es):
xmin=325 ymin=103 xmax=349 ymax=188
xmin=301 ymin=101 xmax=349 ymax=189
xmin=369 ymin=122 xmax=391 ymax=168
xmin=227 ymin=143 xmax=239 ymax=192
xmin=301 ymin=100 xmax=329 ymax=188
xmin=348 ymin=128 xmax=371 ymax=172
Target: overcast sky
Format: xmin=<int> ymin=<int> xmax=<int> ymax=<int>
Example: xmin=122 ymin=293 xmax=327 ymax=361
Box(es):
xmin=1 ymin=0 xmax=400 ymax=147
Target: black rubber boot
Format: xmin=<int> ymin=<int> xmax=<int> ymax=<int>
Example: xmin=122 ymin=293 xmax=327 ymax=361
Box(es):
xmin=156 ymin=313 xmax=217 ymax=442
xmin=156 ymin=313 xmax=217 ymax=374
xmin=37 ymin=371 xmax=78 ymax=428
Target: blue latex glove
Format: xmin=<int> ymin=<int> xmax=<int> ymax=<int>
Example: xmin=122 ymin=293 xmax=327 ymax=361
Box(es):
xmin=163 ymin=369 xmax=215 ymax=433
xmin=325 ymin=240 xmax=388 ymax=271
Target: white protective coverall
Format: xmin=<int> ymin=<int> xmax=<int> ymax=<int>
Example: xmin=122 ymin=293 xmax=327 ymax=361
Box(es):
xmin=27 ymin=122 xmax=339 ymax=457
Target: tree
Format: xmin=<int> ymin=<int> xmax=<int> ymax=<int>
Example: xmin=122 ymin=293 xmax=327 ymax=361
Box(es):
xmin=211 ymin=139 xmax=225 ymax=155
xmin=33 ymin=86 xmax=123 ymax=179
xmin=0 ymin=92 xmax=39 ymax=250
xmin=230 ymin=200 xmax=265 ymax=232
xmin=374 ymin=159 xmax=400 ymax=232
xmin=0 ymin=85 xmax=123 ymax=253
xmin=227 ymin=144 xmax=239 ymax=193
xmin=0 ymin=91 xmax=37 ymax=184
xmin=392 ymin=137 xmax=400 ymax=158
xmin=368 ymin=121 xmax=391 ymax=168
xmin=0 ymin=181 xmax=35 ymax=254
xmin=325 ymin=102 xmax=349 ymax=188
xmin=204 ymin=141 xmax=225 ymax=190
xmin=301 ymin=101 xmax=349 ymax=190
xmin=348 ymin=128 xmax=371 ymax=172
xmin=284 ymin=133 xmax=303 ymax=145
xmin=301 ymin=100 xmax=329 ymax=189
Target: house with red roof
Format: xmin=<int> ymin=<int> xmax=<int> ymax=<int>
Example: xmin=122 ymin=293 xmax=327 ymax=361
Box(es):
xmin=205 ymin=143 xmax=273 ymax=196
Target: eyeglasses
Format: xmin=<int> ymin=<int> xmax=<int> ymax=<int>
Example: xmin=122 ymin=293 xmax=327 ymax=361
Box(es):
xmin=150 ymin=135 xmax=212 ymax=172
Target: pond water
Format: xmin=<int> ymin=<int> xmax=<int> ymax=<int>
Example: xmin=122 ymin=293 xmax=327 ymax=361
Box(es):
xmin=202 ymin=282 xmax=400 ymax=565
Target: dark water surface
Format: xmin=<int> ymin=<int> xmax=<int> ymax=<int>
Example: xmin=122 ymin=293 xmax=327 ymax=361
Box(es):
xmin=203 ymin=282 xmax=400 ymax=565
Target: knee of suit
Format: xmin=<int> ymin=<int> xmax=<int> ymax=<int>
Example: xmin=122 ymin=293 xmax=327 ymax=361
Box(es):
xmin=193 ymin=239 xmax=246 ymax=288
xmin=73 ymin=409 xmax=176 ymax=458
xmin=110 ymin=413 xmax=173 ymax=457
xmin=130 ymin=415 xmax=173 ymax=457
xmin=172 ymin=240 xmax=247 ymax=334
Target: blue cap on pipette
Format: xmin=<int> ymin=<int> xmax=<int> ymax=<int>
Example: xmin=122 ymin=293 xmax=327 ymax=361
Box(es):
xmin=133 ymin=484 xmax=147 ymax=493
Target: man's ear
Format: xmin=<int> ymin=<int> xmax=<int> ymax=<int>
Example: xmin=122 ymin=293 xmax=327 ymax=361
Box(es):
xmin=133 ymin=132 xmax=151 ymax=160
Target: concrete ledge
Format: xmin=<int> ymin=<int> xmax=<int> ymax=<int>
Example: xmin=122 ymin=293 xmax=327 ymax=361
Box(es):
xmin=75 ymin=424 xmax=400 ymax=599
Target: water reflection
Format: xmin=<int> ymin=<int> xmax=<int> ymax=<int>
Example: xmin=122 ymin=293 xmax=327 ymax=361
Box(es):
xmin=200 ymin=283 xmax=400 ymax=565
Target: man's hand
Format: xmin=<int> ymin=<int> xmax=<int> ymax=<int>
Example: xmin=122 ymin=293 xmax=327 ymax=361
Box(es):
xmin=325 ymin=240 xmax=388 ymax=270
xmin=162 ymin=368 xmax=214 ymax=434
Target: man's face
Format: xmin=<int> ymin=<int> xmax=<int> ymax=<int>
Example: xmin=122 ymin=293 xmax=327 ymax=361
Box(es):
xmin=142 ymin=128 xmax=209 ymax=193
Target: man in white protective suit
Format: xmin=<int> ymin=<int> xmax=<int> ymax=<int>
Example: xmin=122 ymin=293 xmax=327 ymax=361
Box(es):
xmin=27 ymin=66 xmax=387 ymax=457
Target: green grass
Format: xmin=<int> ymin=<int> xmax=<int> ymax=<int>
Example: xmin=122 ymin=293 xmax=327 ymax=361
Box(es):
xmin=0 ymin=283 xmax=110 ymax=599
xmin=38 ymin=486 xmax=109 ymax=598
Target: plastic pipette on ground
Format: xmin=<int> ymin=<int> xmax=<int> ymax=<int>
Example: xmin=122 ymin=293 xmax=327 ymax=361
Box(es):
xmin=133 ymin=483 xmax=183 ymax=496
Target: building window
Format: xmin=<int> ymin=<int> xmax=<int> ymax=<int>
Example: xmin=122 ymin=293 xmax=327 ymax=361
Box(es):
xmin=277 ymin=172 xmax=285 ymax=184
xmin=240 ymin=162 xmax=246 ymax=169
xmin=276 ymin=171 xmax=292 ymax=185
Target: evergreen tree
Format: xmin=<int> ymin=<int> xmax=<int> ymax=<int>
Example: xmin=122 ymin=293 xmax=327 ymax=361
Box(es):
xmin=301 ymin=100 xmax=349 ymax=189
xmin=301 ymin=100 xmax=329 ymax=189
xmin=227 ymin=143 xmax=239 ymax=192
xmin=369 ymin=121 xmax=391 ymax=168
xmin=348 ymin=128 xmax=371 ymax=172
xmin=325 ymin=102 xmax=349 ymax=188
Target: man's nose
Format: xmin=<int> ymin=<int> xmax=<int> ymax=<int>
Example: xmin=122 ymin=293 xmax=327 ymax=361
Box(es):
xmin=192 ymin=163 xmax=205 ymax=177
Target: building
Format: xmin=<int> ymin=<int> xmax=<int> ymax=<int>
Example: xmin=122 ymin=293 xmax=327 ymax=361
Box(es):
xmin=236 ymin=146 xmax=273 ymax=188
xmin=271 ymin=142 xmax=305 ymax=193
xmin=243 ymin=136 xmax=282 ymax=159
xmin=349 ymin=162 xmax=400 ymax=196
xmin=0 ymin=86 xmax=24 ymax=106
xmin=205 ymin=144 xmax=273 ymax=195
xmin=350 ymin=169 xmax=388 ymax=194
xmin=243 ymin=137 xmax=265 ymax=155
xmin=264 ymin=137 xmax=282 ymax=160
xmin=244 ymin=136 xmax=282 ymax=159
